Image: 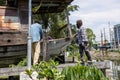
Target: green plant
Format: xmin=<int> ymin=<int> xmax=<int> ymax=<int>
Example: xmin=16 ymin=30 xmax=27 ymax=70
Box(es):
xmin=26 ymin=59 xmax=64 ymax=80
xmin=62 ymin=64 xmax=108 ymax=80
xmin=11 ymin=58 xmax=108 ymax=80
xmin=9 ymin=58 xmax=27 ymax=67
xmin=66 ymin=43 xmax=80 ymax=62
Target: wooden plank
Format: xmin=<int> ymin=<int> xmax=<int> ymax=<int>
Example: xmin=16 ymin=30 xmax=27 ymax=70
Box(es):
xmin=0 ymin=61 xmax=110 ymax=77
xmin=32 ymin=0 xmax=73 ymax=4
xmin=0 ymin=38 xmax=71 ymax=67
xmin=57 ymin=61 xmax=110 ymax=71
xmin=32 ymin=0 xmax=73 ymax=13
xmin=41 ymin=38 xmax=71 ymax=55
xmin=0 ymin=67 xmax=27 ymax=77
xmin=93 ymin=61 xmax=110 ymax=69
xmin=0 ymin=31 xmax=27 ymax=46
xmin=0 ymin=56 xmax=26 ymax=68
xmin=0 ymin=6 xmax=17 ymax=16
xmin=32 ymin=0 xmax=73 ymax=3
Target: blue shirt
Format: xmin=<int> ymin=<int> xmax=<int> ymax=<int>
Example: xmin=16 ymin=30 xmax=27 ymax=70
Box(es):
xmin=30 ymin=23 xmax=43 ymax=42
xmin=77 ymin=26 xmax=88 ymax=44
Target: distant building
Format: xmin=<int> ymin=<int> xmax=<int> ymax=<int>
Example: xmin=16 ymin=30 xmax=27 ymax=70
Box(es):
xmin=114 ymin=24 xmax=120 ymax=44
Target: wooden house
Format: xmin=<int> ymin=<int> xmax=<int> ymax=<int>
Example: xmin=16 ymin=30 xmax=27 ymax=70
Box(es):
xmin=0 ymin=0 xmax=73 ymax=67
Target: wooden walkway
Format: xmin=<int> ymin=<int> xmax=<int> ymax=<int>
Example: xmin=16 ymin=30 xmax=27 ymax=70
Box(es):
xmin=0 ymin=67 xmax=27 ymax=77
xmin=0 ymin=61 xmax=110 ymax=77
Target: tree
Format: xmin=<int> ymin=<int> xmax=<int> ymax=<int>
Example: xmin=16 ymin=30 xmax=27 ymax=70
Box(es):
xmin=86 ymin=28 xmax=96 ymax=48
xmin=32 ymin=5 xmax=79 ymax=38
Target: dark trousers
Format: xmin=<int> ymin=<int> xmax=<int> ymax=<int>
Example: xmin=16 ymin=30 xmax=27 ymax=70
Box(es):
xmin=79 ymin=42 xmax=92 ymax=61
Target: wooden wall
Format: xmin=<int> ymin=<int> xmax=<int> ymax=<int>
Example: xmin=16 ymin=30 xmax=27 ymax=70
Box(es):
xmin=0 ymin=0 xmax=29 ymax=46
xmin=19 ymin=0 xmax=28 ymax=30
xmin=0 ymin=7 xmax=20 ymax=30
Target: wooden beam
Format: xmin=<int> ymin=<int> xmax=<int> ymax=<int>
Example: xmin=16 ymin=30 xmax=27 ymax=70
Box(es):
xmin=57 ymin=61 xmax=110 ymax=70
xmin=0 ymin=61 xmax=110 ymax=77
xmin=32 ymin=0 xmax=73 ymax=3
xmin=32 ymin=0 xmax=73 ymax=13
xmin=0 ymin=67 xmax=27 ymax=77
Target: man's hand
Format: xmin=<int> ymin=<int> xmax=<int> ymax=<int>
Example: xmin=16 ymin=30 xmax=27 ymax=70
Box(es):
xmin=81 ymin=42 xmax=85 ymax=47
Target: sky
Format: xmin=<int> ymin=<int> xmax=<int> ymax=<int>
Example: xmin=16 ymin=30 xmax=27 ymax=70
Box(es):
xmin=69 ymin=0 xmax=120 ymax=42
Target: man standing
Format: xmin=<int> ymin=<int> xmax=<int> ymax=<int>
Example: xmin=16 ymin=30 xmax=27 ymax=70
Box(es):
xmin=76 ymin=20 xmax=92 ymax=62
xmin=30 ymin=20 xmax=43 ymax=65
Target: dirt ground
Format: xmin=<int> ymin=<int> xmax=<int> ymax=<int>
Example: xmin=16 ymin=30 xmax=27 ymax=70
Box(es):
xmin=90 ymin=50 xmax=120 ymax=60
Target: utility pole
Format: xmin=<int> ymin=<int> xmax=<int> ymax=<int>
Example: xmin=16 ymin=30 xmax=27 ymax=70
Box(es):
xmin=113 ymin=28 xmax=117 ymax=50
xmin=117 ymin=27 xmax=120 ymax=51
xmin=108 ymin=22 xmax=112 ymax=49
xmin=27 ymin=0 xmax=32 ymax=69
xmin=103 ymin=28 xmax=106 ymax=45
xmin=100 ymin=30 xmax=104 ymax=55
xmin=101 ymin=30 xmax=103 ymax=46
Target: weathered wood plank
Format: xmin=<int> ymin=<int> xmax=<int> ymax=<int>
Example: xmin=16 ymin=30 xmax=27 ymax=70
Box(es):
xmin=93 ymin=61 xmax=110 ymax=69
xmin=0 ymin=61 xmax=110 ymax=77
xmin=41 ymin=38 xmax=72 ymax=56
xmin=57 ymin=61 xmax=110 ymax=70
xmin=0 ymin=6 xmax=17 ymax=16
xmin=0 ymin=32 xmax=27 ymax=46
xmin=0 ymin=67 xmax=27 ymax=77
xmin=0 ymin=37 xmax=72 ymax=67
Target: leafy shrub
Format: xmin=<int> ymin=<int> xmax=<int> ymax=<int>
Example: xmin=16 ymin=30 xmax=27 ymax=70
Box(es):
xmin=62 ymin=64 xmax=108 ymax=80
xmin=26 ymin=60 xmax=108 ymax=80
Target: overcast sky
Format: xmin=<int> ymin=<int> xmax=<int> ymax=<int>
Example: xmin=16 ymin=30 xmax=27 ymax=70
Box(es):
xmin=69 ymin=0 xmax=120 ymax=42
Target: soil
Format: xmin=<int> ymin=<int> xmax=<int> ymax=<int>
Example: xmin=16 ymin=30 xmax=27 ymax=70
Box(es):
xmin=90 ymin=50 xmax=120 ymax=60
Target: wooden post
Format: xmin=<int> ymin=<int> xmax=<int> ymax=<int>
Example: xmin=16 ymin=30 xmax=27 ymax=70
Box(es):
xmin=42 ymin=32 xmax=49 ymax=61
xmin=41 ymin=14 xmax=50 ymax=61
xmin=66 ymin=8 xmax=72 ymax=37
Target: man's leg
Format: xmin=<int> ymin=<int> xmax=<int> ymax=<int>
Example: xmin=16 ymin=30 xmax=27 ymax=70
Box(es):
xmin=32 ymin=43 xmax=35 ymax=64
xmin=84 ymin=42 xmax=92 ymax=61
xmin=79 ymin=44 xmax=84 ymax=61
xmin=33 ymin=42 xmax=40 ymax=65
xmin=85 ymin=50 xmax=92 ymax=61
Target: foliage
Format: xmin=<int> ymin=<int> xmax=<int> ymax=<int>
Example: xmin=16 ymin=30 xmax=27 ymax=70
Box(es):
xmin=10 ymin=58 xmax=108 ymax=80
xmin=26 ymin=59 xmax=65 ymax=80
xmin=9 ymin=58 xmax=27 ymax=67
xmin=67 ymin=5 xmax=79 ymax=12
xmin=49 ymin=5 xmax=79 ymax=38
xmin=62 ymin=64 xmax=108 ymax=80
xmin=32 ymin=3 xmax=42 ymax=13
xmin=86 ymin=28 xmax=96 ymax=48
xmin=32 ymin=5 xmax=79 ymax=39
xmin=0 ymin=0 xmax=6 ymax=6
xmin=26 ymin=69 xmax=34 ymax=79
xmin=24 ymin=59 xmax=108 ymax=80
xmin=66 ymin=43 xmax=80 ymax=62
